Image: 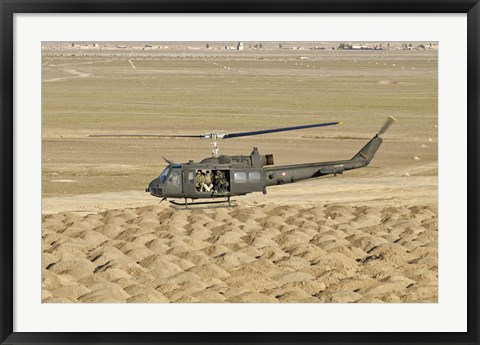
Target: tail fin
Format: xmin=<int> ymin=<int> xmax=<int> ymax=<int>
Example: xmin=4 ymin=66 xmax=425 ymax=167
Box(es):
xmin=351 ymin=135 xmax=383 ymax=163
xmin=352 ymin=116 xmax=395 ymax=163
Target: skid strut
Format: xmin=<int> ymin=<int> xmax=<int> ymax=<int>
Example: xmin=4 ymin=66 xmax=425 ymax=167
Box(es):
xmin=169 ymin=198 xmax=236 ymax=207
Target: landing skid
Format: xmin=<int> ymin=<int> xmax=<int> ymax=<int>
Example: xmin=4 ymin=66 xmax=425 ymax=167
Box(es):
xmin=169 ymin=197 xmax=236 ymax=209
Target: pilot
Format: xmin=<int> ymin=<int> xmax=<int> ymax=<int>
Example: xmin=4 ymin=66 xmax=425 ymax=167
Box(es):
xmin=195 ymin=170 xmax=205 ymax=191
xmin=203 ymin=170 xmax=213 ymax=192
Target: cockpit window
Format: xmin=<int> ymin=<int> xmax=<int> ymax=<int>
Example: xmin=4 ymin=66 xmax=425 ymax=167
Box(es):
xmin=166 ymin=170 xmax=182 ymax=186
xmin=159 ymin=167 xmax=170 ymax=183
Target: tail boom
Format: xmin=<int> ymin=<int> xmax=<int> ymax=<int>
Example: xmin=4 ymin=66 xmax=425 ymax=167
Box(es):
xmin=263 ymin=135 xmax=383 ymax=187
xmin=351 ymin=135 xmax=383 ymax=163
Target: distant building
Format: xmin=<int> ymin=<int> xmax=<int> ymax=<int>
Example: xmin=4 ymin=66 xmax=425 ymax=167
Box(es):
xmin=237 ymin=42 xmax=244 ymax=51
xmin=351 ymin=44 xmax=372 ymax=50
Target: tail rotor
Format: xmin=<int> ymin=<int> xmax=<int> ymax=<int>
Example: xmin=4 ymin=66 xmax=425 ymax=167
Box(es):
xmin=352 ymin=115 xmax=396 ymax=162
xmin=378 ymin=115 xmax=397 ymax=136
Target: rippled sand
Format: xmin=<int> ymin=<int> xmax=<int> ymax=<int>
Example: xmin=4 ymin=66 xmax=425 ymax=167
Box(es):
xmin=42 ymin=200 xmax=437 ymax=303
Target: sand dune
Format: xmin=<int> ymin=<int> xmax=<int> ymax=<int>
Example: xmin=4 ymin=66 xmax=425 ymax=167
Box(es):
xmin=42 ymin=202 xmax=437 ymax=303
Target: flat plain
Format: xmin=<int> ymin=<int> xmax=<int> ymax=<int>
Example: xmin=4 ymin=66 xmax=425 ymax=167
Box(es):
xmin=42 ymin=42 xmax=438 ymax=303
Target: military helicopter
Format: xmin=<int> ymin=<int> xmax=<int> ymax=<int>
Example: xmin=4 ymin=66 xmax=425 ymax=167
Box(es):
xmin=91 ymin=116 xmax=395 ymax=207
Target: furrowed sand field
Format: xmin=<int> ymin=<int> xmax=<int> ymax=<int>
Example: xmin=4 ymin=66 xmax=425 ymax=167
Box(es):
xmin=42 ymin=42 xmax=438 ymax=303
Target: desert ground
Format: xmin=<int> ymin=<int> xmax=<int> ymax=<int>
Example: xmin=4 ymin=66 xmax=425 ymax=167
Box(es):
xmin=42 ymin=42 xmax=438 ymax=303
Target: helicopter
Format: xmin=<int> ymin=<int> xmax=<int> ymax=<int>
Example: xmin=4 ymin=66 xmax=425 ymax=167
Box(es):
xmin=91 ymin=116 xmax=395 ymax=207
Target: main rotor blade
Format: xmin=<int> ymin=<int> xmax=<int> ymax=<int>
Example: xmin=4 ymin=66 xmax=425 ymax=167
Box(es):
xmin=89 ymin=134 xmax=203 ymax=138
xmin=378 ymin=116 xmax=397 ymax=135
xmin=222 ymin=121 xmax=342 ymax=139
xmin=89 ymin=121 xmax=342 ymax=140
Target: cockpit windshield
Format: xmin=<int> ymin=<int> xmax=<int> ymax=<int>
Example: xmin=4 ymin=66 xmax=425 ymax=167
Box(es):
xmin=158 ymin=167 xmax=170 ymax=183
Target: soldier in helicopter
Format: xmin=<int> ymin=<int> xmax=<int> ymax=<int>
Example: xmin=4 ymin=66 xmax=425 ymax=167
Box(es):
xmin=203 ymin=170 xmax=213 ymax=192
xmin=214 ymin=170 xmax=229 ymax=192
xmin=195 ymin=170 xmax=205 ymax=192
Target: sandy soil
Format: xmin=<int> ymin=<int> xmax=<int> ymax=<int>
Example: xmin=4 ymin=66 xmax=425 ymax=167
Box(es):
xmin=42 ymin=174 xmax=437 ymax=303
xmin=41 ymin=43 xmax=437 ymax=303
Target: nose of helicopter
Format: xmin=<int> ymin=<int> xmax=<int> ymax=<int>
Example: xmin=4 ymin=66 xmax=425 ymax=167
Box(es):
xmin=145 ymin=178 xmax=163 ymax=197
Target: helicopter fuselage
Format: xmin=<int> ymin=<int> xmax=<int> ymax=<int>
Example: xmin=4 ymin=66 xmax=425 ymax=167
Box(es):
xmin=146 ymin=135 xmax=383 ymax=202
xmin=146 ymin=147 xmax=270 ymax=199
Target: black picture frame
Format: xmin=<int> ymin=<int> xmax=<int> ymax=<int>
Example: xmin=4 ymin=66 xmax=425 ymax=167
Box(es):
xmin=1 ymin=1 xmax=478 ymax=344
